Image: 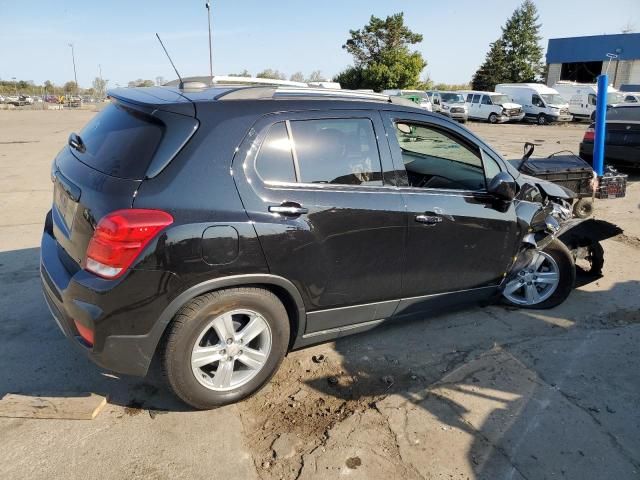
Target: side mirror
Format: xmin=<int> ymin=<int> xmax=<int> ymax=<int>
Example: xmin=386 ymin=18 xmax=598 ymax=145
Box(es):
xmin=488 ymin=172 xmax=517 ymax=201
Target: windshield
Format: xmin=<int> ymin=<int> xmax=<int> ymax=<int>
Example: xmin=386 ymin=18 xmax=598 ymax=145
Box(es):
xmin=540 ymin=94 xmax=565 ymax=106
xmin=607 ymin=92 xmax=625 ymax=105
xmin=440 ymin=93 xmax=465 ymax=103
xmin=490 ymin=94 xmax=510 ymax=105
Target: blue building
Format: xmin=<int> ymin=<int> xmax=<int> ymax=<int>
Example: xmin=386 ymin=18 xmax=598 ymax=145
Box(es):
xmin=546 ymin=33 xmax=640 ymax=88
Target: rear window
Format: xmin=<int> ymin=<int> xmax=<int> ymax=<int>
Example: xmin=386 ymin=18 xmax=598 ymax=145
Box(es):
xmin=607 ymin=106 xmax=640 ymax=122
xmin=74 ymin=103 xmax=164 ymax=179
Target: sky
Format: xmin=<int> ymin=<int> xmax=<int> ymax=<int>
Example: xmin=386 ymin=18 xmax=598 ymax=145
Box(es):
xmin=1 ymin=0 xmax=639 ymax=89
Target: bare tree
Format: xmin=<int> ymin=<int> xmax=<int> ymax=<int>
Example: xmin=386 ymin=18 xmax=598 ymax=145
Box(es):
xmin=289 ymin=71 xmax=305 ymax=82
xmin=306 ymin=70 xmax=326 ymax=82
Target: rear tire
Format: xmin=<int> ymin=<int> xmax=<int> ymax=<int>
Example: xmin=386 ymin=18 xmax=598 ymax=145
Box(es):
xmin=502 ymin=239 xmax=575 ymax=309
xmin=572 ymin=198 xmax=594 ymax=218
xmin=162 ymin=288 xmax=290 ymax=409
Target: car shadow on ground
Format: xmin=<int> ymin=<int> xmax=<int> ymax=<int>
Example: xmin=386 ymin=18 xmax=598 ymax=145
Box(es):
xmin=301 ymin=278 xmax=640 ymax=478
xmin=0 ymin=247 xmax=188 ymax=413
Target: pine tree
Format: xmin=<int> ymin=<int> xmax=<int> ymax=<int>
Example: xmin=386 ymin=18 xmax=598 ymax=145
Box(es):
xmin=501 ymin=0 xmax=544 ymax=82
xmin=471 ymin=0 xmax=543 ymax=89
xmin=471 ymin=39 xmax=508 ymax=91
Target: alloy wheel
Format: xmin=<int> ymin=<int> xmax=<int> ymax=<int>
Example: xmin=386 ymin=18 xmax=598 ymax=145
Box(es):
xmin=191 ymin=309 xmax=272 ymax=391
xmin=502 ymin=251 xmax=560 ymax=306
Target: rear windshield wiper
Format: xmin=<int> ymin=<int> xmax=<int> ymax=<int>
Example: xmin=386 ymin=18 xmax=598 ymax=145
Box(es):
xmin=68 ymin=132 xmax=86 ymax=153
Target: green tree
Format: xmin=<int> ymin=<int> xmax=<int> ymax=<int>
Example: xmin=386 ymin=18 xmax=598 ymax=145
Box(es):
xmin=228 ymin=69 xmax=251 ymax=77
xmin=501 ymin=0 xmax=544 ymax=82
xmin=63 ymin=81 xmax=77 ymax=92
xmin=128 ymin=79 xmax=154 ymax=87
xmin=256 ymin=69 xmax=286 ymax=80
xmin=334 ymin=13 xmax=426 ymax=91
xmin=472 ymin=0 xmax=543 ymax=89
xmin=471 ymin=39 xmax=508 ymax=91
xmin=289 ymin=71 xmax=305 ymax=82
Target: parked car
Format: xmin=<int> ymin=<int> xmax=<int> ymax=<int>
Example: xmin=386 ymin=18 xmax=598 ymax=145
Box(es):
xmin=42 ymin=81 xmax=582 ymax=409
xmin=553 ymin=82 xmax=624 ymax=121
xmin=0 ymin=95 xmax=5 ymax=104
xmin=65 ymin=95 xmax=82 ymax=107
xmin=622 ymin=93 xmax=640 ymax=104
xmin=461 ymin=90 xmax=525 ymax=123
xmin=579 ymin=104 xmax=640 ymax=168
xmin=426 ymin=91 xmax=468 ymax=122
xmin=383 ymin=89 xmax=433 ymax=111
xmin=4 ymin=95 xmax=31 ymax=106
xmin=495 ymin=83 xmax=573 ymax=125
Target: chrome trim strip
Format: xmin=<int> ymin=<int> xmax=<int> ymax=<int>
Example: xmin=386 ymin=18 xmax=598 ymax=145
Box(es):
xmin=285 ymin=119 xmax=301 ymax=182
xmin=302 ymin=318 xmax=385 ymax=339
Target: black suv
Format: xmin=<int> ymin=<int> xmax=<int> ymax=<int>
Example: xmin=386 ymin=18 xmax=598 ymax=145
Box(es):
xmin=41 ymin=82 xmax=577 ymax=409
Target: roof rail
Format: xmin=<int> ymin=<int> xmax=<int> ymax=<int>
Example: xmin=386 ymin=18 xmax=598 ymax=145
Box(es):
xmin=218 ymin=86 xmax=396 ymax=103
xmin=165 ymin=75 xmax=307 ymax=88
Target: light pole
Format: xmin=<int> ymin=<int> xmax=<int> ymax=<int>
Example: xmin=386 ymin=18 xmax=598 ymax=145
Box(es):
xmin=68 ymin=43 xmax=78 ymax=94
xmin=205 ymin=1 xmax=213 ymax=78
xmin=11 ymin=77 xmax=17 ymax=95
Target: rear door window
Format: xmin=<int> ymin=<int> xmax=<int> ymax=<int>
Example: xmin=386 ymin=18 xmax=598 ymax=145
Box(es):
xmin=289 ymin=118 xmax=383 ymax=185
xmin=255 ymin=122 xmax=296 ymax=183
xmin=73 ymin=103 xmax=164 ymax=179
xmin=472 ymin=94 xmax=481 ymax=104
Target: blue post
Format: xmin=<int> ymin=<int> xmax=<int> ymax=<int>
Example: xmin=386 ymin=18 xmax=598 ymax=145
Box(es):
xmin=593 ymin=74 xmax=608 ymax=176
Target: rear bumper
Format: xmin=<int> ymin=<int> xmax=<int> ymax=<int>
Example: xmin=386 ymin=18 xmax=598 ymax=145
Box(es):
xmin=40 ymin=215 xmax=179 ymax=376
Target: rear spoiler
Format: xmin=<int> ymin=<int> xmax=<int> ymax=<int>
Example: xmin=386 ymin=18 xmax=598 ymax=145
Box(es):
xmin=107 ymin=87 xmax=195 ymax=117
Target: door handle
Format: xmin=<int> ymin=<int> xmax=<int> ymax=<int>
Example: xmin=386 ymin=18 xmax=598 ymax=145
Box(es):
xmin=415 ymin=214 xmax=442 ymax=225
xmin=269 ymin=203 xmax=308 ymax=216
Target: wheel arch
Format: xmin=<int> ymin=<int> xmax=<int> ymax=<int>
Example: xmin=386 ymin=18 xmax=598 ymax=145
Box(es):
xmin=147 ymin=275 xmax=307 ymax=371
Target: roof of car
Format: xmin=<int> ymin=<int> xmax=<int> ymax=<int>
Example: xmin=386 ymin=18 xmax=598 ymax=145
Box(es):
xmin=106 ymin=83 xmax=421 ymax=116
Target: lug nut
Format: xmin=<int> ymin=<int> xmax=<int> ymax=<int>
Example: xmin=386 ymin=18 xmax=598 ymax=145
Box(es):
xmin=226 ymin=338 xmax=233 ymax=345
xmin=221 ymin=349 xmax=226 ymax=355
xmin=527 ymin=281 xmax=533 ymax=285
xmin=238 ymin=350 xmax=243 ymax=356
xmin=227 ymin=356 xmax=233 ymax=361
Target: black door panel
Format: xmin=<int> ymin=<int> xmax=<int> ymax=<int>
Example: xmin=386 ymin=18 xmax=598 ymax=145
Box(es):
xmin=381 ymin=111 xmax=520 ymax=303
xmin=233 ymin=110 xmax=406 ymax=329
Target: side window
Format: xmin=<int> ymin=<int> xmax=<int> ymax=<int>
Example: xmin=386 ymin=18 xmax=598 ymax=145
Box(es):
xmin=588 ymin=94 xmax=597 ymax=106
xmin=472 ymin=94 xmax=481 ymax=104
xmin=433 ymin=94 xmax=441 ymax=105
xmin=625 ymin=95 xmax=636 ymax=103
xmin=466 ymin=94 xmax=473 ymax=102
xmin=482 ymin=150 xmax=502 ymax=180
xmin=289 ymin=118 xmax=383 ymax=186
xmin=392 ymin=121 xmax=485 ymax=191
xmin=532 ymin=94 xmax=543 ymax=107
xmin=255 ymin=122 xmax=296 ymax=183
xmin=481 ymin=95 xmax=492 ymax=105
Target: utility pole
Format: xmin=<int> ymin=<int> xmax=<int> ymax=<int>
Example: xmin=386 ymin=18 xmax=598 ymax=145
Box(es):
xmin=68 ymin=43 xmax=78 ymax=94
xmin=206 ymin=1 xmax=213 ymax=78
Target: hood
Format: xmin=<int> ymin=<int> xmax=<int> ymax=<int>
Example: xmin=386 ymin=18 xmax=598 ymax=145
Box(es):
xmin=519 ymin=173 xmax=576 ymax=200
xmin=499 ymin=102 xmax=521 ymax=109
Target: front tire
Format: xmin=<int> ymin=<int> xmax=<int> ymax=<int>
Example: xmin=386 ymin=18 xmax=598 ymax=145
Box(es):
xmin=162 ymin=288 xmax=290 ymax=409
xmin=488 ymin=113 xmax=498 ymax=124
xmin=572 ymin=198 xmax=594 ymax=218
xmin=502 ymin=240 xmax=575 ymax=309
xmin=537 ymin=114 xmax=548 ymax=125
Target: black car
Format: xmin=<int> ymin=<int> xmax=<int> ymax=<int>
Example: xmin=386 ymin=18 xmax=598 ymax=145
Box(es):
xmin=579 ymin=104 xmax=640 ymax=168
xmin=41 ymin=81 xmax=579 ymax=409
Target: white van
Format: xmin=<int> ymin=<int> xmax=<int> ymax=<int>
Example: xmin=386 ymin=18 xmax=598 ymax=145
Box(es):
xmin=552 ymin=82 xmax=625 ymax=121
xmin=495 ymin=83 xmax=573 ymax=125
xmin=382 ymin=89 xmax=433 ymax=112
xmin=425 ymin=91 xmax=468 ymax=122
xmin=461 ymin=90 xmax=525 ymax=123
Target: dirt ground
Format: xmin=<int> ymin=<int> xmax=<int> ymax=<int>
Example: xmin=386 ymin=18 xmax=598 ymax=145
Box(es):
xmin=0 ymin=110 xmax=638 ymax=480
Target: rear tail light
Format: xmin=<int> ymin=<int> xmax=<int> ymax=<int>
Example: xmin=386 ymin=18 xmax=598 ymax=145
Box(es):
xmin=85 ymin=209 xmax=173 ymax=279
xmin=73 ymin=320 xmax=94 ymax=346
xmin=583 ymin=127 xmax=595 ymax=142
